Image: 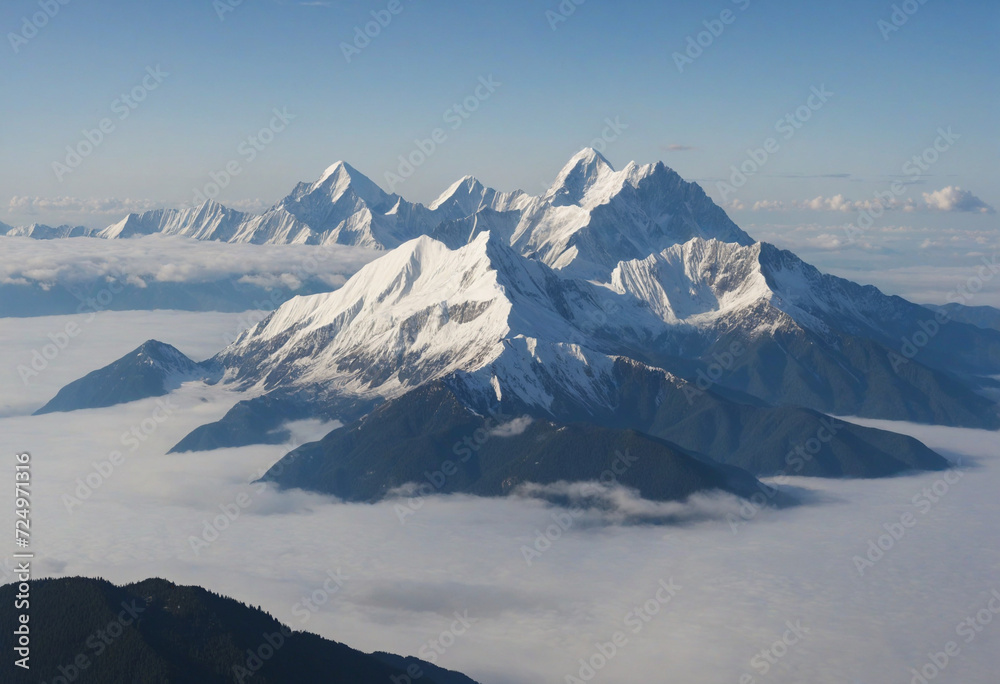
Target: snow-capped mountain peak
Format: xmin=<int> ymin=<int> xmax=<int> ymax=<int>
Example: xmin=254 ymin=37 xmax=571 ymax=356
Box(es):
xmin=429 ymin=175 xmax=484 ymax=210
xmin=217 ymin=230 xmax=630 ymax=411
xmin=544 ymin=147 xmax=618 ymax=207
xmin=309 ymin=160 xmax=390 ymax=207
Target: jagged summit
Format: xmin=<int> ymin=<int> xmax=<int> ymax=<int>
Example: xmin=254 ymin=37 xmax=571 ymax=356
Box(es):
xmin=308 ymin=160 xmax=391 ymax=207
xmin=544 ymin=147 xmax=617 ymax=207
xmin=430 ymin=175 xmax=483 ymax=209
xmin=7 ymin=151 xmax=753 ymax=262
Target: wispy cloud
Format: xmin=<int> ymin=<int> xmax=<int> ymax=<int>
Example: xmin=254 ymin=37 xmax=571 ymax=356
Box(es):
xmin=767 ymin=172 xmax=853 ymax=179
xmin=728 ymin=187 xmax=995 ymax=214
xmin=0 ymin=234 xmax=376 ymax=288
xmin=7 ymin=196 xmax=274 ymax=224
xmin=8 ymin=196 xmax=167 ymax=217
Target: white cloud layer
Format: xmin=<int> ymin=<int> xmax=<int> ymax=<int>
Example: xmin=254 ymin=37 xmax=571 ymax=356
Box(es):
xmin=729 ymin=187 xmax=995 ymax=214
xmin=0 ymin=234 xmax=376 ymax=288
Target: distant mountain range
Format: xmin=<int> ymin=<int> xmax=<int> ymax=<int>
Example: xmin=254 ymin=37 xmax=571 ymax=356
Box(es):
xmin=33 ymin=150 xmax=1000 ymax=504
xmin=0 ymin=576 xmax=479 ymax=684
xmin=924 ymin=302 xmax=1000 ymax=334
xmin=1 ymin=149 xmax=746 ymax=260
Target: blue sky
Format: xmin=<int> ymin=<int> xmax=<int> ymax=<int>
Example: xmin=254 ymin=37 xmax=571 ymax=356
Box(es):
xmin=1 ymin=0 xmax=997 ymax=231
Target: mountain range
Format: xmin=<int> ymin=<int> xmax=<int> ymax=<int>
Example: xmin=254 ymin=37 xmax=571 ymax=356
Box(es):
xmin=33 ymin=149 xmax=1000 ymax=503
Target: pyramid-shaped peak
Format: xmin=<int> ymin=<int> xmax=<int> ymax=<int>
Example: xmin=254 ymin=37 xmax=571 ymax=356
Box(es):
xmin=429 ymin=175 xmax=489 ymax=210
xmin=546 ymin=148 xmax=617 ymax=206
xmin=567 ymin=147 xmax=614 ymax=169
xmin=310 ymin=160 xmax=390 ymax=206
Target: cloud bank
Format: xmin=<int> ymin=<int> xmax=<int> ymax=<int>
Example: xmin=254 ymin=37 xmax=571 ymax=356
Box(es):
xmin=0 ymin=234 xmax=376 ymax=289
xmin=728 ymin=186 xmax=995 ymax=214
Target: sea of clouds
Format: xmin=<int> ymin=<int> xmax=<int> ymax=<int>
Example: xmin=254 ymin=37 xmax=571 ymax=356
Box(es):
xmin=1 ymin=311 xmax=999 ymax=684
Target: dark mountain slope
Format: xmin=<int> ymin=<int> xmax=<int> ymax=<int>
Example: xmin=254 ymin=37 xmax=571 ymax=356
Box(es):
xmin=0 ymin=576 xmax=479 ymax=684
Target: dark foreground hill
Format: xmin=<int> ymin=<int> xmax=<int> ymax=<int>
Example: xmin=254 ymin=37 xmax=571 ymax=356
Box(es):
xmin=0 ymin=576 xmax=478 ymax=684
